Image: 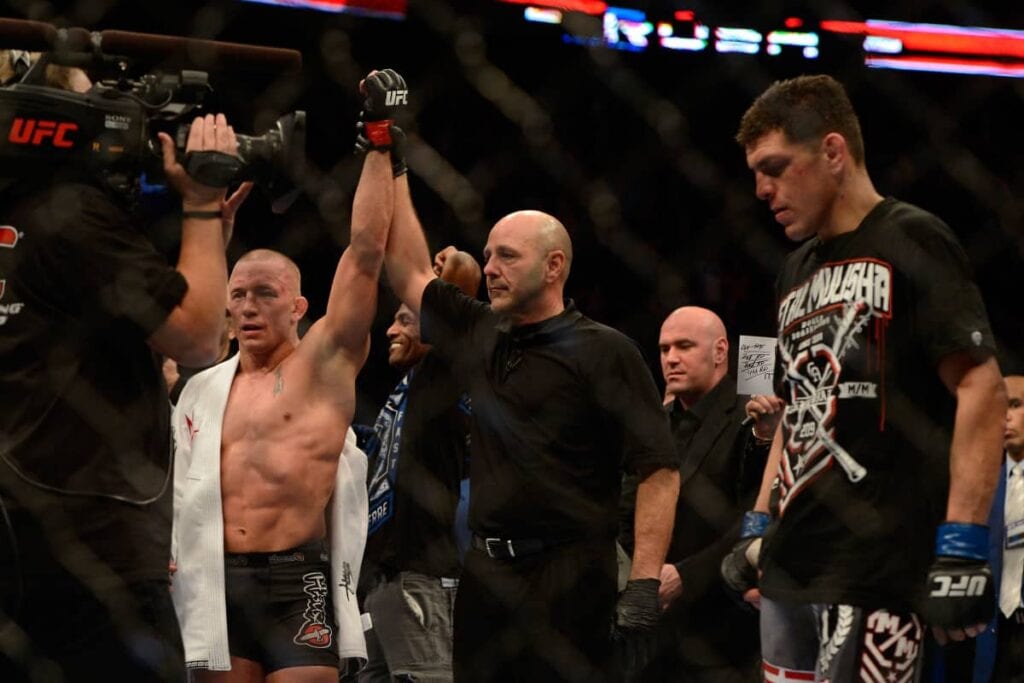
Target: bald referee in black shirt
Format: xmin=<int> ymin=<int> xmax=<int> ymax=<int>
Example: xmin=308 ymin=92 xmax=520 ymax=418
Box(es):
xmin=380 ymin=181 xmax=679 ymax=679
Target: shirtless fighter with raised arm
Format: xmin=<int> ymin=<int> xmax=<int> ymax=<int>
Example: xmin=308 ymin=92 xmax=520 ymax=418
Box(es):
xmin=171 ymin=69 xmax=407 ymax=682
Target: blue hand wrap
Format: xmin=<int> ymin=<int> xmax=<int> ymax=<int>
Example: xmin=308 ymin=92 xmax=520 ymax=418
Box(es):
xmin=934 ymin=522 xmax=989 ymax=561
xmin=740 ymin=511 xmax=770 ymax=539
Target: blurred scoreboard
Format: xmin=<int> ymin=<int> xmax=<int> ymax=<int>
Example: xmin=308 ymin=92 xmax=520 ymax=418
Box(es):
xmin=500 ymin=1 xmax=1024 ymax=78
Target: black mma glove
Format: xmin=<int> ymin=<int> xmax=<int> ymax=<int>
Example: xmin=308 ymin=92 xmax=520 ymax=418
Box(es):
xmin=720 ymin=511 xmax=769 ymax=595
xmin=354 ymin=122 xmax=407 ymax=177
xmin=922 ymin=522 xmax=994 ymax=630
xmin=614 ymin=578 xmax=660 ymax=634
xmin=358 ymin=68 xmax=408 ymax=149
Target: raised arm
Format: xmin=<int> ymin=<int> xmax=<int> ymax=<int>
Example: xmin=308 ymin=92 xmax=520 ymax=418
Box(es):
xmin=315 ymin=68 xmax=414 ymax=361
xmin=148 ymin=113 xmax=235 ymax=366
xmin=387 ymin=173 xmax=437 ymax=315
xmin=319 ymin=149 xmax=394 ymax=358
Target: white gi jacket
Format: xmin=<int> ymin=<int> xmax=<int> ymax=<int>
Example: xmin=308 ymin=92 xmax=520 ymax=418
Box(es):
xmin=170 ymin=354 xmax=368 ymax=672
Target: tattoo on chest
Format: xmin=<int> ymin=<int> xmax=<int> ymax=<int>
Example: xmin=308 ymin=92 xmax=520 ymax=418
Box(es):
xmin=273 ymin=366 xmax=284 ymax=397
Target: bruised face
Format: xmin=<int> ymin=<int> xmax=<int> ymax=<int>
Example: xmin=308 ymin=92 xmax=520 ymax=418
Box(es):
xmin=482 ymin=216 xmax=548 ymax=317
xmin=745 ymin=129 xmax=838 ymax=242
xmin=227 ymin=257 xmax=305 ymax=356
xmin=386 ymin=304 xmax=429 ymax=370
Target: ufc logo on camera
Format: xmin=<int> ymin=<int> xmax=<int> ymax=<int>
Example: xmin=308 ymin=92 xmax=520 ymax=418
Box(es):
xmin=385 ymin=90 xmax=408 ymax=107
xmin=930 ymin=574 xmax=987 ymax=598
xmin=7 ymin=118 xmax=78 ymax=148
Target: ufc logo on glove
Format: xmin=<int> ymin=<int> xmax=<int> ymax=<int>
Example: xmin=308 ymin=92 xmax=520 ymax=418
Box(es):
xmin=930 ymin=574 xmax=988 ymax=598
xmin=385 ymin=90 xmax=408 ymax=106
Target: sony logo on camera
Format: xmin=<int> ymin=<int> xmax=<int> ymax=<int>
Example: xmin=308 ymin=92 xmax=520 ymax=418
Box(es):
xmin=104 ymin=114 xmax=131 ymax=131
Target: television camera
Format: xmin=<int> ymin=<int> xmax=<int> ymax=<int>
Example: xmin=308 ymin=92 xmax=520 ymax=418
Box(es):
xmin=0 ymin=19 xmax=305 ymax=211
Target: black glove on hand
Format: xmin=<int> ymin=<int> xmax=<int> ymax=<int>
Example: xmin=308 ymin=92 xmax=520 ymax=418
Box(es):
xmin=354 ymin=122 xmax=407 ymax=176
xmin=614 ymin=578 xmax=660 ymax=633
xmin=922 ymin=522 xmax=994 ymax=630
xmin=720 ymin=511 xmax=769 ymax=595
xmin=361 ymin=68 xmax=408 ymax=122
xmin=357 ymin=68 xmax=408 ymax=154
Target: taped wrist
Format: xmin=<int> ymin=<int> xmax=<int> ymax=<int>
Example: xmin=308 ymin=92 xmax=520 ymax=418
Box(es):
xmin=741 ymin=511 xmax=770 ymax=539
xmin=935 ymin=522 xmax=988 ymax=560
xmin=364 ymin=120 xmax=394 ymax=147
xmin=354 ymin=121 xmax=407 ymax=177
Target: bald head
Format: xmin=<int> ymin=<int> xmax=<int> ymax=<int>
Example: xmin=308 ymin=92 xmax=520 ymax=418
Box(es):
xmin=663 ymin=307 xmax=727 ymax=342
xmin=659 ymin=306 xmax=729 ymax=407
xmin=483 ymin=210 xmax=573 ymax=323
xmin=493 ymin=211 xmax=573 ymax=281
xmin=233 ymin=249 xmax=302 ymax=296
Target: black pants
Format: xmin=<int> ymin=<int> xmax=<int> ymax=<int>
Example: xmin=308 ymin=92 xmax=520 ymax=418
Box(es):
xmin=453 ymin=537 xmax=616 ymax=683
xmin=627 ymin=619 xmax=761 ymax=682
xmin=0 ymin=493 xmax=184 ymax=682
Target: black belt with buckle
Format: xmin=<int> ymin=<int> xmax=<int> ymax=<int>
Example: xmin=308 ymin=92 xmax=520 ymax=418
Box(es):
xmin=225 ymin=540 xmax=327 ymax=567
xmin=471 ymin=534 xmax=574 ymax=560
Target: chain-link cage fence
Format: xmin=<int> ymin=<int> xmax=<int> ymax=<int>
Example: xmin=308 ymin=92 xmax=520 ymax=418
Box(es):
xmin=0 ymin=0 xmax=1022 ymax=680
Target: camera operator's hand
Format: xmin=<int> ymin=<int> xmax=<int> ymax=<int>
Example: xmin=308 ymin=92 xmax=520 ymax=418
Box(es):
xmin=158 ymin=113 xmax=238 ymax=212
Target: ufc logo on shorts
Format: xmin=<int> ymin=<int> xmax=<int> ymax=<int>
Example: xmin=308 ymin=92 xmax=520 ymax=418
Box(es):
xmin=930 ymin=574 xmax=987 ymax=597
xmin=385 ymin=90 xmax=408 ymax=106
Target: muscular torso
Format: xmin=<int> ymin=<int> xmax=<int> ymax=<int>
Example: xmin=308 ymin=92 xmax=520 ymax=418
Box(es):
xmin=220 ymin=347 xmax=355 ymax=553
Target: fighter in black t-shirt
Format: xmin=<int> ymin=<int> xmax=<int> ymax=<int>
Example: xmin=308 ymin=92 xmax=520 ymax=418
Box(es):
xmin=725 ymin=74 xmax=1006 ymax=682
xmin=0 ymin=53 xmax=247 ymax=681
xmin=377 ymin=127 xmax=680 ymax=681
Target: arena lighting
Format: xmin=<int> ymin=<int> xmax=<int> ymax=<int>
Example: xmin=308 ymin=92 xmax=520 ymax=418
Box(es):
xmin=512 ymin=3 xmax=1024 ymax=77
xmin=240 ymin=0 xmax=406 ymax=19
xmin=822 ymin=19 xmax=1024 ymax=78
xmin=525 ymin=7 xmax=563 ymax=24
xmin=866 ymin=56 xmax=1024 ymax=78
xmin=821 ymin=19 xmax=1024 ymax=58
xmin=500 ymin=0 xmax=607 ymax=14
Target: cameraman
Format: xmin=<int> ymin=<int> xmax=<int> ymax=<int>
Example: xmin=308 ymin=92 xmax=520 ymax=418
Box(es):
xmin=0 ymin=51 xmax=246 ymax=681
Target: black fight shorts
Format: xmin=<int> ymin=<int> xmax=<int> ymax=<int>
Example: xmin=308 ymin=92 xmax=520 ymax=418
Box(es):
xmin=224 ymin=540 xmax=340 ymax=673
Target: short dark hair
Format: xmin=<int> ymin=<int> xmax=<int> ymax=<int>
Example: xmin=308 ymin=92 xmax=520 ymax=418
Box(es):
xmin=736 ymin=74 xmax=866 ymax=165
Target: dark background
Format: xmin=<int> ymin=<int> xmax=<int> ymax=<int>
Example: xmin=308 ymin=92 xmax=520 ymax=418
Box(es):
xmin=6 ymin=0 xmax=1023 ymax=421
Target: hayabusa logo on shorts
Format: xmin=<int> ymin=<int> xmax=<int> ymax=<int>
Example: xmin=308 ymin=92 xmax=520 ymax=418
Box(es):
xmin=293 ymin=571 xmax=333 ymax=649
